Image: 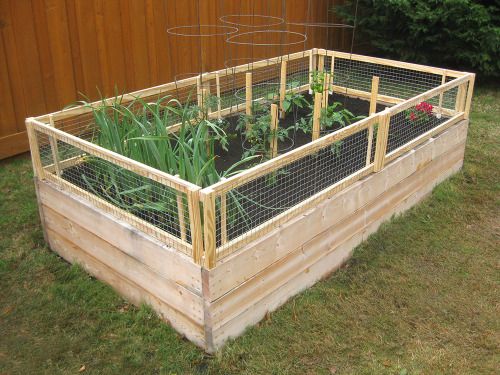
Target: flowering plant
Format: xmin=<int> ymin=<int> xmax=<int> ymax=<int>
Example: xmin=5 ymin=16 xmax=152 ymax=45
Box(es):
xmin=406 ymin=101 xmax=434 ymax=124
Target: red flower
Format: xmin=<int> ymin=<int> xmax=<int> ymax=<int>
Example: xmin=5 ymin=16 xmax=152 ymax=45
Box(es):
xmin=410 ymin=112 xmax=416 ymax=121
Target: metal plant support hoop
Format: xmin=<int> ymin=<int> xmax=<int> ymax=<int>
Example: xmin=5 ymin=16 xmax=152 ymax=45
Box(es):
xmin=225 ymin=30 xmax=307 ymax=46
xmin=167 ymin=24 xmax=239 ymax=37
xmin=286 ymin=22 xmax=355 ymax=29
xmin=220 ymin=14 xmax=284 ymax=28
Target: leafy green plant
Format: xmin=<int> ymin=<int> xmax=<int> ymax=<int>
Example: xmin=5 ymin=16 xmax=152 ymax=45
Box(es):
xmin=69 ymin=93 xmax=258 ymax=238
xmin=295 ymin=101 xmax=363 ymax=135
xmin=237 ymin=104 xmax=292 ymax=160
xmin=310 ymin=70 xmax=326 ymax=94
xmin=282 ymin=92 xmax=310 ymax=122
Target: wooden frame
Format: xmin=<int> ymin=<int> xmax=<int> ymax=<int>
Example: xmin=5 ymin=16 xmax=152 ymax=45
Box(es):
xmin=27 ymin=49 xmax=474 ymax=353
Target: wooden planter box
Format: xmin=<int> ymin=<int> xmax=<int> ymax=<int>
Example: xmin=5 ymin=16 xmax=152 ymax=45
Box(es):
xmin=27 ymin=50 xmax=474 ymax=352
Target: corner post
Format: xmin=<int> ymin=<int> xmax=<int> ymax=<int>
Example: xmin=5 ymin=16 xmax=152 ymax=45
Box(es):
xmin=215 ymin=72 xmax=222 ymax=119
xmin=312 ymin=92 xmax=322 ymax=141
xmin=25 ymin=118 xmax=44 ymax=179
xmin=270 ymin=103 xmax=279 ymax=159
xmin=373 ymin=110 xmax=391 ymax=172
xmin=188 ymin=187 xmax=204 ymax=265
xmin=245 ymin=72 xmax=253 ymax=131
xmin=463 ymin=73 xmax=476 ymax=120
xmin=201 ymin=189 xmax=216 ymax=269
xmin=366 ymin=76 xmax=380 ymax=165
xmin=279 ymin=60 xmax=287 ymax=119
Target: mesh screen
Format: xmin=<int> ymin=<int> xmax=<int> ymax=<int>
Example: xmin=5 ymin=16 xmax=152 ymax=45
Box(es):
xmin=386 ymin=84 xmax=460 ymax=154
xmin=35 ymin=130 xmax=192 ymax=254
xmin=332 ymin=56 xmax=443 ymax=101
xmin=215 ymin=126 xmax=370 ymax=256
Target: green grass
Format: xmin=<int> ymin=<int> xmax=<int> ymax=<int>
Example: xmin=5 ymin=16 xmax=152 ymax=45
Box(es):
xmin=1 ymin=86 xmax=498 ymax=374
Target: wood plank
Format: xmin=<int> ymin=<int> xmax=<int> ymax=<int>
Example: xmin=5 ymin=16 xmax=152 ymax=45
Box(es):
xmin=209 ymin=140 xmax=467 ymax=339
xmin=37 ymin=179 xmax=202 ymax=293
xmin=0 ymin=131 xmax=29 ymax=160
xmin=208 ymin=119 xmax=469 ymax=301
xmin=45 ymin=0 xmax=78 ymax=107
xmin=43 ymin=204 xmax=204 ymax=324
xmin=211 ymin=149 xmax=465 ymax=348
xmin=44 ymin=226 xmax=205 ymax=348
xmin=74 ymin=0 xmax=102 ymax=97
xmin=0 ymin=34 xmax=17 ymax=137
xmin=8 ymin=0 xmax=47 ymax=119
xmin=31 ymin=0 xmax=58 ymax=112
xmin=0 ymin=1 xmax=27 ymax=133
xmin=312 ymin=92 xmax=322 ymax=140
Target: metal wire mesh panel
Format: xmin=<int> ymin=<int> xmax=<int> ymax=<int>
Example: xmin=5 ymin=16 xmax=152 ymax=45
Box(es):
xmin=215 ymin=125 xmax=371 ymax=257
xmin=34 ymin=129 xmax=193 ymax=255
xmin=287 ymin=56 xmax=310 ymax=88
xmin=386 ymin=85 xmax=461 ymax=154
xmin=333 ymin=56 xmax=443 ymax=101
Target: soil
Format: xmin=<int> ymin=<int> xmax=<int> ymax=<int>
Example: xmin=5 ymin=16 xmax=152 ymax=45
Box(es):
xmin=61 ymin=94 xmax=446 ymax=244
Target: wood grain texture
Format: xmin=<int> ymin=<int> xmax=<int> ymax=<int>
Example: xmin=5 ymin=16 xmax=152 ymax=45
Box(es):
xmin=208 ymin=131 xmax=467 ymax=348
xmin=0 ymin=0 xmax=339 ymax=159
xmin=207 ymin=119 xmax=469 ymax=301
xmin=37 ymin=179 xmax=202 ymax=293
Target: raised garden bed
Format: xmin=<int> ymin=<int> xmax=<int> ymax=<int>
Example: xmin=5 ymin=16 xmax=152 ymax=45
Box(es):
xmin=27 ymin=49 xmax=475 ymax=352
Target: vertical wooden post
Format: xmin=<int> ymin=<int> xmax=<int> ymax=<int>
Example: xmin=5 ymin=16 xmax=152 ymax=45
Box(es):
xmin=308 ymin=49 xmax=314 ymax=94
xmin=188 ymin=187 xmax=204 ymax=265
xmin=455 ymin=82 xmax=467 ymax=113
xmin=200 ymin=88 xmax=210 ymax=117
xmin=279 ymin=60 xmax=287 ymax=119
xmin=220 ymin=178 xmax=227 ymax=245
xmin=174 ymin=175 xmax=187 ymax=242
xmin=366 ymin=76 xmax=380 ymax=166
xmin=330 ymin=53 xmax=335 ymax=92
xmin=464 ymin=74 xmax=475 ymax=120
xmin=25 ymin=118 xmax=44 ymax=179
xmin=177 ymin=194 xmax=187 ymax=242
xmin=200 ymin=88 xmax=211 ymax=154
xmin=202 ymin=189 xmax=216 ymax=269
xmin=245 ymin=72 xmax=252 ymax=116
xmin=48 ymin=115 xmax=61 ymax=177
xmin=322 ymin=73 xmax=330 ymax=108
xmin=245 ymin=72 xmax=253 ymax=132
xmin=368 ymin=76 xmax=380 ymax=116
xmin=215 ymin=72 xmax=222 ymax=119
xmin=312 ymin=92 xmax=322 ymax=141
xmin=318 ymin=53 xmax=325 ymax=73
xmin=373 ymin=110 xmax=391 ymax=172
xmin=437 ymin=71 xmax=446 ymax=118
xmin=196 ymin=75 xmax=202 ymax=108
xmin=270 ymin=104 xmax=279 ymax=159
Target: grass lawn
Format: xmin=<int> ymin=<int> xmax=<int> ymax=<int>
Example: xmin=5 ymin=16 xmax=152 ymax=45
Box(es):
xmin=0 ymin=86 xmax=498 ymax=375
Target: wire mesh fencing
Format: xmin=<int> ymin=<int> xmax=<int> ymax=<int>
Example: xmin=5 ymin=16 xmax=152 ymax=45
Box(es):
xmin=385 ymin=77 xmax=469 ymax=157
xmin=209 ymin=117 xmax=377 ymax=260
xmin=32 ymin=122 xmax=196 ymax=257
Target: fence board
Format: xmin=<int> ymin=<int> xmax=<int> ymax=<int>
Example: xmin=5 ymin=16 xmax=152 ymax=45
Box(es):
xmin=0 ymin=0 xmax=346 ymax=159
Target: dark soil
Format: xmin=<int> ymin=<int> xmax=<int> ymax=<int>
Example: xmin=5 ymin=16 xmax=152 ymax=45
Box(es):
xmin=214 ymin=93 xmax=385 ymax=173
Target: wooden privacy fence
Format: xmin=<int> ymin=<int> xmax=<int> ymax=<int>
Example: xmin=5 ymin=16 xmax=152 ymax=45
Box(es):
xmin=0 ymin=0 xmax=348 ymax=159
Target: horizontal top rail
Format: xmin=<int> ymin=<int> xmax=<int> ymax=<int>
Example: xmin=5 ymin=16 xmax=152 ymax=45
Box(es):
xmin=387 ymin=74 xmax=472 ymax=115
xmin=321 ymin=49 xmax=468 ymax=78
xmin=204 ymin=114 xmax=380 ymax=195
xmin=29 ymin=118 xmax=200 ymax=193
xmin=35 ymin=50 xmax=313 ymax=124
